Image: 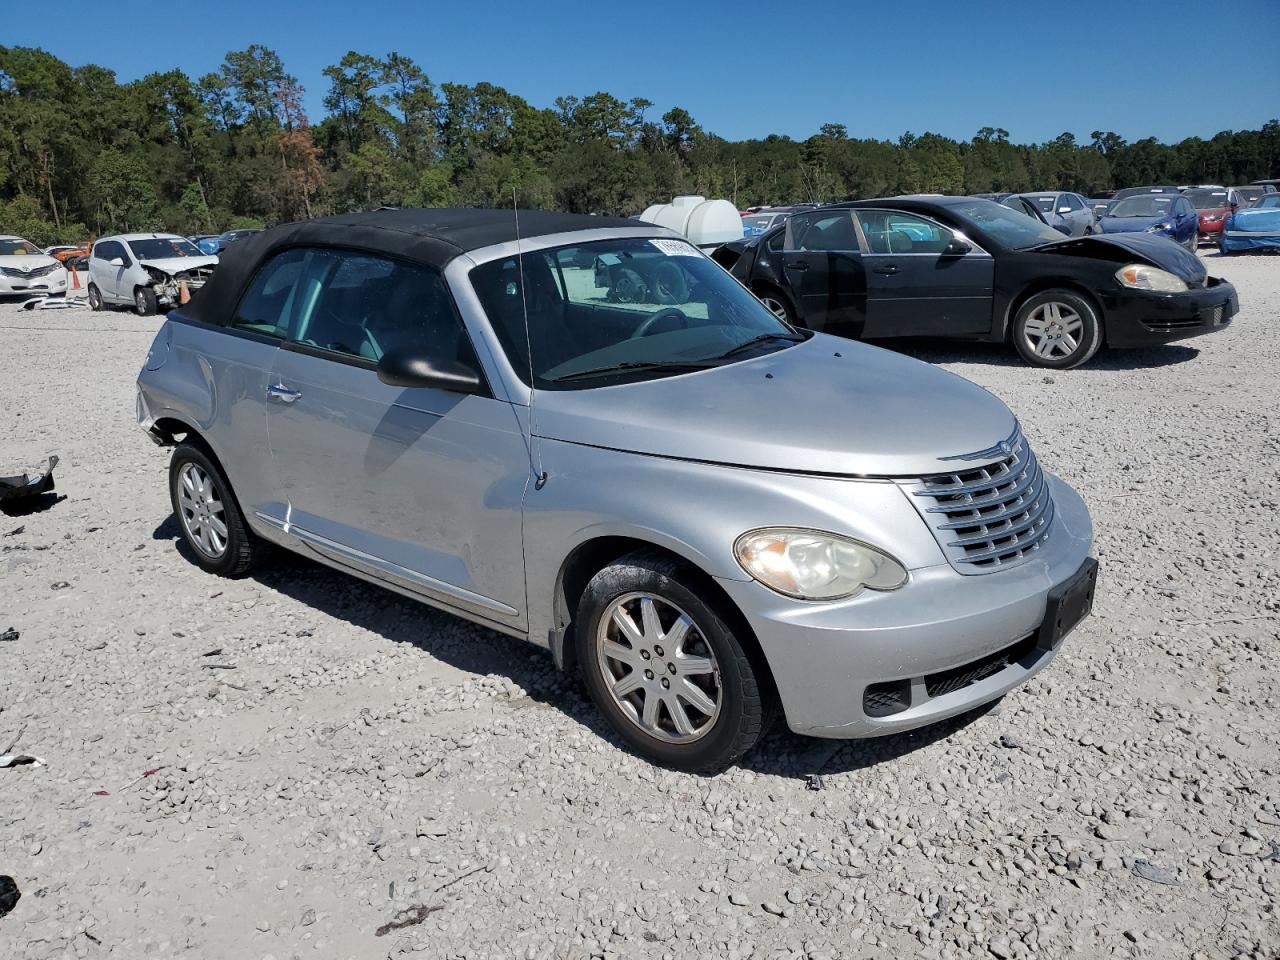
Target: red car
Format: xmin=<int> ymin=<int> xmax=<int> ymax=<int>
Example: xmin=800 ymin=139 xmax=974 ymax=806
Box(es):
xmin=1186 ymin=187 xmax=1243 ymax=244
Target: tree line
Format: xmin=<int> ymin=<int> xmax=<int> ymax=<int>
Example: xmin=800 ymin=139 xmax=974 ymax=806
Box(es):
xmin=2 ymin=44 xmax=1278 ymax=245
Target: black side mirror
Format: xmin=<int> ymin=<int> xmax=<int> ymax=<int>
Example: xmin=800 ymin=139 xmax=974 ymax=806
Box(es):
xmin=943 ymin=238 xmax=972 ymax=256
xmin=376 ymin=346 xmax=482 ymax=394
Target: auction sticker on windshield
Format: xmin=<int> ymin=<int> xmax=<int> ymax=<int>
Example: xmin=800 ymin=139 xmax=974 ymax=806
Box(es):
xmin=649 ymin=239 xmax=700 ymax=257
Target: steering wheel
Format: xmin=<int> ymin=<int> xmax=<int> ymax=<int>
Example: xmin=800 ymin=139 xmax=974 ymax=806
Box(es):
xmin=632 ymin=308 xmax=691 ymax=338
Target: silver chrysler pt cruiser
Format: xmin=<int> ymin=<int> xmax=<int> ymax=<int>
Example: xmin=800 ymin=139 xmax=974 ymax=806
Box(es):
xmin=136 ymin=209 xmax=1097 ymax=772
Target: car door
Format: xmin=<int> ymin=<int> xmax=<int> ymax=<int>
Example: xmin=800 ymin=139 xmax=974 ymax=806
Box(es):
xmin=93 ymin=240 xmax=126 ymax=301
xmin=1060 ymin=194 xmax=1090 ymax=236
xmin=855 ymin=208 xmax=995 ymax=338
xmin=264 ymin=247 xmax=530 ymax=631
xmin=1173 ymin=197 xmax=1195 ymax=242
xmin=779 ymin=210 xmax=867 ymax=334
xmin=194 ymin=247 xmax=307 ymax=524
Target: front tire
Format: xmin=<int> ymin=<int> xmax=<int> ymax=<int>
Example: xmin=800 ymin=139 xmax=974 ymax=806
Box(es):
xmin=87 ymin=283 xmax=103 ymax=311
xmin=576 ymin=551 xmax=770 ymax=773
xmin=1012 ymin=289 xmax=1103 ymax=369
xmin=134 ymin=286 xmax=157 ymax=316
xmin=168 ymin=443 xmax=266 ymax=577
xmin=1185 ymin=229 xmax=1198 ymax=252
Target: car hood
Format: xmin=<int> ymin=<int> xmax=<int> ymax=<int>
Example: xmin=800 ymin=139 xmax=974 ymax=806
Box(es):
xmin=138 ymin=255 xmax=219 ymax=274
xmin=1230 ymin=208 xmax=1280 ymax=231
xmin=1036 ymin=231 xmax=1206 ymax=283
xmin=1098 ymin=215 xmax=1168 ymax=234
xmin=1196 ymin=206 xmax=1231 ymax=218
xmin=533 ymin=335 xmax=1017 ymax=477
xmin=1 ymin=255 xmax=62 ymax=273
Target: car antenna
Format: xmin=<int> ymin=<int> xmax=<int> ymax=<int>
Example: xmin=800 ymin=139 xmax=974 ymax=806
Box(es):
xmin=514 ymin=187 xmax=548 ymax=490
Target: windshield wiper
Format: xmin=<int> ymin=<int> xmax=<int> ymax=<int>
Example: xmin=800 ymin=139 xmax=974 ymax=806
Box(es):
xmin=548 ymin=359 xmax=718 ymax=383
xmin=713 ymin=331 xmax=805 ymax=360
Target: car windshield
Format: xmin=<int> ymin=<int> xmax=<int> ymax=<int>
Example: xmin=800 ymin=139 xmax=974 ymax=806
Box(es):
xmin=0 ymin=238 xmax=42 ymax=256
xmin=741 ymin=215 xmax=775 ymax=235
xmin=470 ymin=236 xmax=801 ymax=389
xmin=1186 ymin=189 xmax=1229 ymax=209
xmin=128 ymin=237 xmax=203 ymax=259
xmin=1108 ymin=197 xmax=1173 ymax=218
xmin=1028 ymin=196 xmax=1058 ymax=213
xmin=1254 ymin=194 xmax=1280 ymax=209
xmin=943 ymin=199 xmax=1064 ymax=249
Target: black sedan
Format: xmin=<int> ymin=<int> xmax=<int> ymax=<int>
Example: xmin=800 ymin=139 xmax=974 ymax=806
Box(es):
xmin=712 ymin=196 xmax=1239 ymax=368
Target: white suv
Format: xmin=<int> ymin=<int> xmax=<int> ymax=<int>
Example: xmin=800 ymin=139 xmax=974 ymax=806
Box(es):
xmin=88 ymin=234 xmax=218 ymax=315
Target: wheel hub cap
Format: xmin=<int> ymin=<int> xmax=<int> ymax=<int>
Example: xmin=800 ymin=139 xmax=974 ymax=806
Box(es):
xmin=1023 ymin=301 xmax=1084 ymax=359
xmin=177 ymin=462 xmax=228 ymax=559
xmin=596 ymin=592 xmax=722 ymax=744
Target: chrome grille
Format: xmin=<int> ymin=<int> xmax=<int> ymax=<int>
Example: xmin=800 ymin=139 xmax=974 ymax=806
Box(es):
xmin=901 ymin=430 xmax=1054 ymax=574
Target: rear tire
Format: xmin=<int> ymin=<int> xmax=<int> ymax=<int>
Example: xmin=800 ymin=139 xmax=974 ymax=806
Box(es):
xmin=87 ymin=283 xmax=103 ymax=311
xmin=134 ymin=286 xmax=157 ymax=316
xmin=755 ymin=287 xmax=797 ymax=326
xmin=576 ymin=550 xmax=770 ymax=773
xmin=168 ymin=443 xmax=267 ymax=577
xmin=1012 ymin=289 xmax=1103 ymax=369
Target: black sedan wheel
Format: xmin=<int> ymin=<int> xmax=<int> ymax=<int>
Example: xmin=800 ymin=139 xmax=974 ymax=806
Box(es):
xmin=755 ymin=287 xmax=795 ymax=325
xmin=1012 ymin=289 xmax=1103 ymax=369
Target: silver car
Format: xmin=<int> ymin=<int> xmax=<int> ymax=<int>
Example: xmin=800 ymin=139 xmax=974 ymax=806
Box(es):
xmin=136 ymin=209 xmax=1097 ymax=771
xmin=1011 ymin=192 xmax=1098 ymax=237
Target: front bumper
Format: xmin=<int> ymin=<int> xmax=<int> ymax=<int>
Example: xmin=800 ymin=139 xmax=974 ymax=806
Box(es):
xmin=1099 ymin=276 xmax=1238 ymax=347
xmin=1197 ymin=219 xmax=1226 ymax=239
xmin=1220 ymin=231 xmax=1280 ymax=253
xmin=717 ymin=475 xmax=1094 ymax=738
xmin=0 ymin=273 xmax=68 ymax=295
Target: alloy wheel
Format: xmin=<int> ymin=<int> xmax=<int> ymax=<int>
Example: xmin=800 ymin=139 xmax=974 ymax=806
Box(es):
xmin=1021 ymin=301 xmax=1084 ymax=360
xmin=177 ymin=461 xmax=228 ymax=558
xmin=760 ymin=296 xmax=789 ymax=321
xmin=596 ymin=592 xmax=722 ymax=744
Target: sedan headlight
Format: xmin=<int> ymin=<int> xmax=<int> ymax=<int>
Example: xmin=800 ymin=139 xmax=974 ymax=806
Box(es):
xmin=1115 ymin=264 xmax=1188 ymax=293
xmin=734 ymin=527 xmax=907 ymax=600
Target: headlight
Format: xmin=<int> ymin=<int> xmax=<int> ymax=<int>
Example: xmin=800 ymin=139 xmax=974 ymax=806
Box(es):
xmin=1145 ymin=222 xmax=1172 ymax=233
xmin=1115 ymin=264 xmax=1188 ymax=293
xmin=0 ymin=266 xmax=21 ymax=278
xmin=734 ymin=527 xmax=907 ymax=600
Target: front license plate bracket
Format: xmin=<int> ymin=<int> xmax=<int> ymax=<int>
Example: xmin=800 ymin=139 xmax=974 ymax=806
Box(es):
xmin=1037 ymin=557 xmax=1099 ymax=650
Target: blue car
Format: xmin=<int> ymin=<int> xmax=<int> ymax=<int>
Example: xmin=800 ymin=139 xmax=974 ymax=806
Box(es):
xmin=1098 ymin=193 xmax=1198 ymax=251
xmin=1220 ymin=193 xmax=1280 ymax=254
xmin=189 ymin=235 xmax=221 ymax=256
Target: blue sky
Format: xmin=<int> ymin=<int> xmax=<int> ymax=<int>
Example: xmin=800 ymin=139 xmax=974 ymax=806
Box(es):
xmin=10 ymin=0 xmax=1278 ymax=144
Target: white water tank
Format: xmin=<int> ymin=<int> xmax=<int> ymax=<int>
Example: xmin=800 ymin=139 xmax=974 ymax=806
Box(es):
xmin=638 ymin=195 xmax=743 ymax=248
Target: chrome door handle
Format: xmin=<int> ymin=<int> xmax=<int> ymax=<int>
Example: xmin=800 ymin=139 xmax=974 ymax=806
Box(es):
xmin=267 ymin=383 xmax=302 ymax=403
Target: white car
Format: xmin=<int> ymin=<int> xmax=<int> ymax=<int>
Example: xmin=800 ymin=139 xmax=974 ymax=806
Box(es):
xmin=87 ymin=234 xmax=219 ymax=316
xmin=0 ymin=236 xmax=68 ymax=298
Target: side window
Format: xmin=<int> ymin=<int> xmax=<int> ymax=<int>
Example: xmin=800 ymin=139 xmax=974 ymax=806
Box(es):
xmin=231 ymin=248 xmax=308 ymax=340
xmin=1064 ymin=194 xmax=1084 ymax=212
xmin=291 ymin=249 xmax=481 ymax=373
xmin=857 ymin=211 xmax=953 ymax=254
xmin=785 ymin=212 xmax=859 ymax=252
xmin=764 ymin=228 xmax=786 ymax=257
xmin=92 ymin=241 xmax=115 ymax=262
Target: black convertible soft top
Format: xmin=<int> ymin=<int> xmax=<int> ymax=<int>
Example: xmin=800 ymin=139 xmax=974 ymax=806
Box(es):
xmin=183 ymin=208 xmax=642 ymax=327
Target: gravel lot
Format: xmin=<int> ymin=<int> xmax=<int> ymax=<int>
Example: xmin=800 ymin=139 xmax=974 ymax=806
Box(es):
xmin=1 ymin=253 xmax=1277 ymax=960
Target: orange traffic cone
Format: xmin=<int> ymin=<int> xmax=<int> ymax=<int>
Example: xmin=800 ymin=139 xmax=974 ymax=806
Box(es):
xmin=69 ymin=265 xmax=81 ymax=289
xmin=178 ymin=280 xmax=190 ymax=305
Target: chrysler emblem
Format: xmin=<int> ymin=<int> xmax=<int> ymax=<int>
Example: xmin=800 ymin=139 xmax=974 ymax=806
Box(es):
xmin=940 ymin=431 xmax=1019 ymax=463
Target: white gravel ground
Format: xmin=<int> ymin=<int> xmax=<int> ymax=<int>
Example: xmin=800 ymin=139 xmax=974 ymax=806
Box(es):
xmin=1 ymin=253 xmax=1277 ymax=960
